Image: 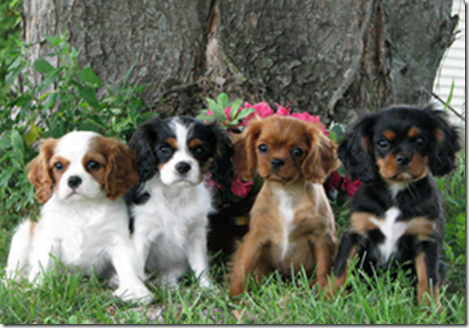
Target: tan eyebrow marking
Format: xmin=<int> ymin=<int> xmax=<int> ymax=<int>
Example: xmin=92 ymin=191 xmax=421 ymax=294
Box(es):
xmin=408 ymin=127 xmax=421 ymax=138
xmin=383 ymin=129 xmax=396 ymax=141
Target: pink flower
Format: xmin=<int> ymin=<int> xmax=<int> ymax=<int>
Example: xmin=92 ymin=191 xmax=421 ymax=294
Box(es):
xmin=275 ymin=102 xmax=291 ymax=116
xmin=328 ymin=171 xmax=342 ymax=191
xmin=231 ymin=174 xmax=254 ymax=198
xmin=290 ymin=112 xmax=329 ymax=136
xmin=341 ymin=175 xmax=362 ymax=197
xmin=241 ymin=101 xmax=274 ymax=123
xmin=206 ymin=109 xmax=213 ymax=116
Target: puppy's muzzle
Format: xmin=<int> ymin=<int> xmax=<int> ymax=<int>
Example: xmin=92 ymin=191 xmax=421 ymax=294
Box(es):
xmin=68 ymin=176 xmax=82 ymax=189
xmin=270 ymin=158 xmax=285 ymax=170
xmin=175 ymin=161 xmax=191 ymax=175
xmin=396 ymin=153 xmax=412 ymax=167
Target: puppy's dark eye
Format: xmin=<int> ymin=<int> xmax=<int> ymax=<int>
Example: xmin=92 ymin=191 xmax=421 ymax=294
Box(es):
xmin=86 ymin=161 xmax=100 ymax=171
xmin=54 ymin=162 xmax=64 ymax=171
xmin=194 ymin=146 xmax=205 ymax=156
xmin=292 ymin=148 xmax=304 ymax=157
xmin=159 ymin=145 xmax=173 ymax=155
xmin=377 ymin=139 xmax=390 ymax=149
xmin=416 ymin=137 xmax=427 ymax=146
xmin=258 ymin=144 xmax=268 ymax=153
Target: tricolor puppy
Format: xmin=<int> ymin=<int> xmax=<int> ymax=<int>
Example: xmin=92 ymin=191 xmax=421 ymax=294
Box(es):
xmin=5 ymin=131 xmax=153 ymax=304
xmin=126 ymin=116 xmax=233 ymax=288
xmin=229 ymin=115 xmax=338 ymax=297
xmin=328 ymin=104 xmax=461 ymax=308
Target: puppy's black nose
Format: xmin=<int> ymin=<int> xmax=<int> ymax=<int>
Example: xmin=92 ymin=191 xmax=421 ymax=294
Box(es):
xmin=396 ymin=154 xmax=411 ymax=166
xmin=68 ymin=176 xmax=82 ymax=189
xmin=175 ymin=162 xmax=191 ymax=174
xmin=270 ymin=158 xmax=285 ymax=170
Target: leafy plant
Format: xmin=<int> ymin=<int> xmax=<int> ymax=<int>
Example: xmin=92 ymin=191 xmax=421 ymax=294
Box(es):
xmin=0 ymin=33 xmax=153 ymax=213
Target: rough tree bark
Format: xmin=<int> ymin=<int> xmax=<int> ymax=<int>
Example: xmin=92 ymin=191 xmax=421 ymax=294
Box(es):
xmin=22 ymin=0 xmax=457 ymax=124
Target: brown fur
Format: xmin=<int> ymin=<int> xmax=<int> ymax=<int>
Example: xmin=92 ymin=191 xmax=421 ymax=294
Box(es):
xmin=90 ymin=136 xmax=139 ymax=200
xmin=230 ymin=116 xmax=338 ymax=297
xmin=26 ymin=139 xmax=59 ymax=204
xmin=383 ymin=129 xmax=396 ymax=140
xmin=376 ymin=152 xmax=428 ymax=182
xmin=27 ymin=135 xmax=138 ymax=203
xmin=408 ymin=126 xmax=421 ymax=138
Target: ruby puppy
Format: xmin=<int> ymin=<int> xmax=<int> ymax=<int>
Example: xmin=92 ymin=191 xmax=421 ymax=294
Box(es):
xmin=229 ymin=115 xmax=338 ymax=297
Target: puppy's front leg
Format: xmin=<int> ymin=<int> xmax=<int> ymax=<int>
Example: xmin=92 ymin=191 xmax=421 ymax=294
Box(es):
xmin=415 ymin=241 xmax=441 ymax=309
xmin=325 ymin=231 xmax=360 ymax=298
xmin=28 ymin=239 xmax=60 ymax=285
xmin=186 ymin=223 xmax=211 ymax=288
xmin=310 ymin=234 xmax=336 ymax=289
xmin=110 ymin=237 xmax=153 ymax=305
xmin=230 ymin=232 xmax=264 ymax=297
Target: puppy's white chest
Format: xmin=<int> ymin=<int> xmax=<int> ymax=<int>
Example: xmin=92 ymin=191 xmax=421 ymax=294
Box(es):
xmin=369 ymin=207 xmax=409 ymax=264
xmin=275 ymin=190 xmax=297 ymax=259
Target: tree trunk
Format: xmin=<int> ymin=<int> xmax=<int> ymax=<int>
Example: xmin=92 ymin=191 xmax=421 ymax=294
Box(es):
xmin=22 ymin=0 xmax=457 ymax=124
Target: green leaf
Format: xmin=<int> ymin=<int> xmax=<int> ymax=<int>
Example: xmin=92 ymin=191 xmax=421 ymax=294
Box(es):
xmin=0 ymin=137 xmax=9 ymax=150
xmin=34 ymin=59 xmax=55 ymax=74
xmin=38 ymin=67 xmax=63 ymax=92
xmin=10 ymin=129 xmax=24 ymax=155
xmin=45 ymin=35 xmax=62 ymax=47
xmin=134 ymin=85 xmax=147 ymax=94
xmin=78 ymin=67 xmax=102 ymax=88
xmin=217 ymin=93 xmax=229 ymax=110
xmin=79 ymin=87 xmax=99 ymax=108
xmin=24 ymin=123 xmax=42 ymax=146
xmin=229 ymin=99 xmax=243 ymax=120
xmin=5 ymin=63 xmax=24 ymax=86
xmin=234 ymin=107 xmax=255 ymax=121
xmin=206 ymin=98 xmax=224 ymax=121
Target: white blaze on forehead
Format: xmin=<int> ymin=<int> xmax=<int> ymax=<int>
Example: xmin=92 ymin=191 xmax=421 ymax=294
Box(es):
xmin=369 ymin=207 xmax=410 ymax=264
xmin=55 ymin=131 xmax=100 ymax=160
xmin=174 ymin=119 xmax=190 ymax=152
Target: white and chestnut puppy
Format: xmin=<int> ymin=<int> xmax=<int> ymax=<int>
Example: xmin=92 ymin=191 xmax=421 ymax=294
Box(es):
xmin=5 ymin=131 xmax=153 ymax=304
xmin=126 ymin=116 xmax=234 ymax=288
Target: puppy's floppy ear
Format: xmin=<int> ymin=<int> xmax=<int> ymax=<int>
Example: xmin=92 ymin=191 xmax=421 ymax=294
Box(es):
xmin=103 ymin=138 xmax=139 ymax=200
xmin=426 ymin=108 xmax=462 ymax=177
xmin=337 ymin=114 xmax=378 ymax=183
xmin=26 ymin=138 xmax=58 ymax=204
xmin=208 ymin=122 xmax=235 ymax=189
xmin=302 ymin=124 xmax=338 ymax=184
xmin=127 ymin=117 xmax=160 ymax=182
xmin=233 ymin=119 xmax=263 ymax=181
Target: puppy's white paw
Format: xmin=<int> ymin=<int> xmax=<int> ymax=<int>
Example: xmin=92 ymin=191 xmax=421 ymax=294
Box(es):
xmin=113 ymin=284 xmax=154 ymax=305
xmin=198 ymin=275 xmax=214 ymax=289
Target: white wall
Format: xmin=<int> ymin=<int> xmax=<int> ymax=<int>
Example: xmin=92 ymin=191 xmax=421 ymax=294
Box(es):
xmin=432 ymin=0 xmax=465 ymax=120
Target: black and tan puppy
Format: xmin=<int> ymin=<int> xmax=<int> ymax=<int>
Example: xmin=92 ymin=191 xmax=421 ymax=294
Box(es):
xmin=327 ymin=104 xmax=461 ymax=308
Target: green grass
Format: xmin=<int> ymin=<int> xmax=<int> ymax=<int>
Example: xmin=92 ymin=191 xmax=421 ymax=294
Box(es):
xmin=0 ymin=152 xmax=465 ymax=324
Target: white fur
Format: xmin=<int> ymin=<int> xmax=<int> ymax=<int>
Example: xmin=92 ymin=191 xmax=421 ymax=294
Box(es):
xmin=159 ymin=120 xmax=202 ymax=187
xmin=274 ymin=188 xmax=297 ymax=260
xmin=131 ymin=176 xmax=213 ymax=288
xmin=130 ymin=120 xmax=216 ymax=288
xmin=5 ymin=131 xmax=152 ymax=304
xmin=369 ymin=207 xmax=410 ymax=264
xmin=388 ymin=182 xmax=407 ymax=198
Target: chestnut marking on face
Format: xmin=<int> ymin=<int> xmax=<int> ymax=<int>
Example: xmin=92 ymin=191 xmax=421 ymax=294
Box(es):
xmin=166 ymin=138 xmax=178 ymax=149
xmin=408 ymin=127 xmax=421 ymax=138
xmin=188 ymin=139 xmax=201 ymax=148
xmin=383 ymin=129 xmax=396 ymax=141
xmin=49 ymin=156 xmax=71 ymax=192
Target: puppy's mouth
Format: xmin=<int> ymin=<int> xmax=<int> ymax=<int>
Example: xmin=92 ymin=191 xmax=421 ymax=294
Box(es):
xmin=388 ymin=170 xmax=427 ymax=182
xmin=264 ymin=172 xmax=298 ymax=184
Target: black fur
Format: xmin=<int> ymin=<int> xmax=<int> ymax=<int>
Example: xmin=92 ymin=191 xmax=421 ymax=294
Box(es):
xmin=333 ymin=104 xmax=461 ymax=298
xmin=125 ymin=116 xmax=234 ymax=205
